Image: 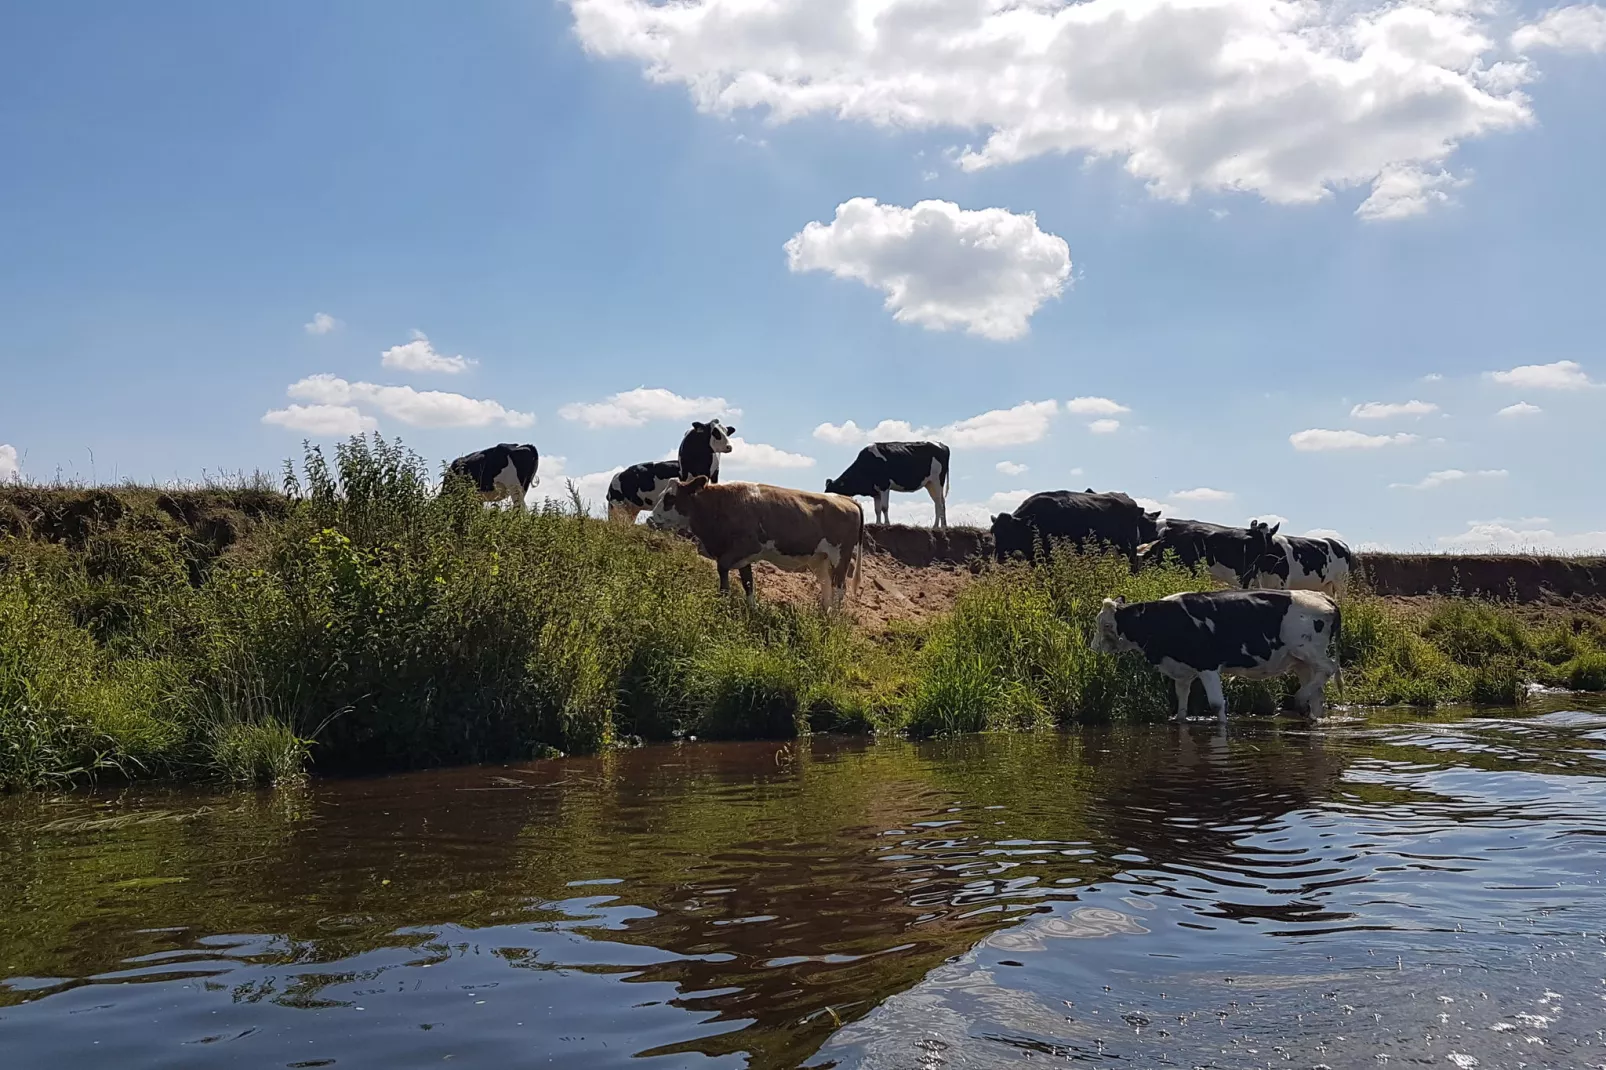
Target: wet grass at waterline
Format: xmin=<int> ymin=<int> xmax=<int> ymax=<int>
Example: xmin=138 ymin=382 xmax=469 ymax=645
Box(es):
xmin=4 ymin=434 xmax=1606 ymax=789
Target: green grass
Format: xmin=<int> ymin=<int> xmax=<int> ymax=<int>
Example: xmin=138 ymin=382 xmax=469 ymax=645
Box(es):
xmin=4 ymin=434 xmax=1606 ymax=790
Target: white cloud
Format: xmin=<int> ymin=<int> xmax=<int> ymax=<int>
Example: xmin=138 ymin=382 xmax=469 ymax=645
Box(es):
xmin=1248 ymin=513 xmax=1289 ymax=528
xmin=559 ymin=387 xmax=738 ymax=429
xmin=1172 ymin=487 xmax=1234 ymax=503
xmin=814 ymin=399 xmax=1059 ymax=450
xmin=381 ymin=330 xmax=475 ymax=375
xmin=724 ymin=437 xmax=816 ymax=471
xmin=1134 ymin=497 xmax=1171 ymax=516
xmin=1487 ymin=360 xmax=1596 ymax=390
xmin=1421 ymin=373 xmax=1444 ymax=382
xmin=1304 ymin=527 xmax=1346 ymax=541
xmin=570 ymin=0 xmax=1538 ymax=219
xmin=1290 ymin=429 xmax=1419 ymax=451
xmin=996 ymin=461 xmax=1028 ymax=476
xmin=1088 ymin=419 xmax=1121 ymax=435
xmin=304 ymin=312 xmax=341 ymax=335
xmin=1356 ymin=165 xmax=1467 ymax=221
xmin=784 ymin=198 xmax=1071 ymax=340
xmin=1065 ymin=396 xmax=1130 ymax=416
xmin=262 ymin=404 xmax=379 ymax=436
xmin=286 ymin=375 xmax=534 ymax=429
xmin=1512 ymin=5 xmax=1606 ymax=53
xmin=1496 ymin=401 xmax=1543 ymax=417
xmin=555 ymin=466 xmax=625 ymax=516
xmin=1440 ymin=519 xmax=1606 ymax=553
xmin=0 ymin=443 xmax=18 ymax=481
xmin=1390 ymin=468 xmax=1507 ymax=490
xmin=1350 ymin=400 xmax=1439 ymax=419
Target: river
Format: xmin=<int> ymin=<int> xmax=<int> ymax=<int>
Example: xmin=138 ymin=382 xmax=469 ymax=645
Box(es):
xmin=3 ymin=701 xmax=1604 ymax=1068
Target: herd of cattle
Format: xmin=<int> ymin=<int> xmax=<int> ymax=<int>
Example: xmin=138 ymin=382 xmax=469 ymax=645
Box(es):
xmin=447 ymin=426 xmax=1352 ymax=720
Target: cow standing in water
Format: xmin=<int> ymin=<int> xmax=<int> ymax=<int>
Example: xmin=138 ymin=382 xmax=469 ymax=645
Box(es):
xmin=607 ymin=459 xmax=682 ymax=523
xmin=678 ymin=420 xmax=736 ymax=483
xmin=824 ymin=441 xmax=951 ymax=528
xmin=648 ymin=477 xmax=864 ymax=609
xmin=1091 ymin=589 xmax=1342 ymax=721
xmin=448 ymin=444 xmax=539 ymax=509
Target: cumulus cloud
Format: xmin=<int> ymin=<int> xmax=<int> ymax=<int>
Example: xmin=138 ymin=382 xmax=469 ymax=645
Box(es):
xmin=1487 ymin=359 xmax=1596 ymax=390
xmin=304 ymin=312 xmax=341 ymax=335
xmin=1390 ymin=468 xmax=1507 ymax=490
xmin=996 ymin=461 xmax=1028 ymax=476
xmin=0 ymin=443 xmax=18 ymax=481
xmin=1351 ymin=400 xmax=1439 ymax=419
xmin=1304 ymin=527 xmax=1346 ymax=541
xmin=560 ymin=387 xmax=738 ymax=429
xmin=381 ymin=331 xmax=475 ymax=374
xmin=724 ymin=437 xmax=816 ymax=471
xmin=1512 ymin=5 xmax=1606 ymax=53
xmin=1248 ymin=513 xmax=1289 ymax=528
xmin=1440 ymin=519 xmax=1606 ymax=553
xmin=815 ymin=400 xmax=1059 ymax=449
xmin=785 ymin=199 xmax=1071 ymax=340
xmin=1065 ymin=396 xmax=1130 ymax=416
xmin=1088 ymin=419 xmax=1121 ymax=435
xmin=570 ymin=0 xmax=1539 ymax=219
xmin=1497 ymin=401 xmax=1543 ymax=417
xmin=1172 ymin=487 xmax=1234 ymax=503
xmin=285 ymin=375 xmax=534 ymax=428
xmin=1290 ymin=429 xmax=1419 ymax=451
xmin=261 ymin=404 xmax=379 ymax=436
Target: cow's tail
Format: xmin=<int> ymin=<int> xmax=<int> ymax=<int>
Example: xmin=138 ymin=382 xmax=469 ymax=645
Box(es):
xmin=940 ymin=444 xmax=951 ymax=494
xmin=852 ymin=501 xmax=865 ymax=602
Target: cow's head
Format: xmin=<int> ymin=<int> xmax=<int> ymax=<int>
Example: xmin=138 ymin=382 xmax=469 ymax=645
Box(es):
xmin=1137 ymin=508 xmax=1163 ymax=544
xmin=1091 ymin=596 xmax=1127 ymax=654
xmin=647 ymin=475 xmax=708 ymax=533
xmin=990 ymin=512 xmax=1026 ymax=560
xmin=692 ymin=420 xmax=735 ymax=454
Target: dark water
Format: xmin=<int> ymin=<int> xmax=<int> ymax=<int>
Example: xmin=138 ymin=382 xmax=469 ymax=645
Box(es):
xmin=4 ymin=704 xmax=1606 ymax=1069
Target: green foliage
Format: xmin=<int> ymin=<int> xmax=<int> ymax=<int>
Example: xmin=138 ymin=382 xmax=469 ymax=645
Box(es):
xmin=1563 ymin=651 xmax=1606 ymax=691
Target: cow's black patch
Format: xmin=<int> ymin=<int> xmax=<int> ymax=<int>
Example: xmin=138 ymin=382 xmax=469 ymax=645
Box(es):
xmin=1115 ymin=590 xmax=1294 ymax=673
xmin=1284 ymin=535 xmax=1337 ymax=580
xmin=991 ymin=490 xmax=1161 ymax=564
xmin=824 ymin=441 xmax=950 ymax=500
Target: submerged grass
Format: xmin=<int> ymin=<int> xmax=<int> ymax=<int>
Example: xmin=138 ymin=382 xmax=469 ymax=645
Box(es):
xmin=4 ymin=434 xmax=1606 ymax=790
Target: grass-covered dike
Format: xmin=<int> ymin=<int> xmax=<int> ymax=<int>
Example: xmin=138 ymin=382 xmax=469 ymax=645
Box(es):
xmin=3 ymin=435 xmax=1606 ymax=790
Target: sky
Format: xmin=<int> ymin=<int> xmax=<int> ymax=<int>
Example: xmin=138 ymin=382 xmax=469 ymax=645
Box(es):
xmin=2 ymin=0 xmax=1605 ymax=551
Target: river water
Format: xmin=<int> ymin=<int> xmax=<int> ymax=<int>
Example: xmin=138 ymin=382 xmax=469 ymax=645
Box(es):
xmin=3 ymin=702 xmax=1605 ymax=1069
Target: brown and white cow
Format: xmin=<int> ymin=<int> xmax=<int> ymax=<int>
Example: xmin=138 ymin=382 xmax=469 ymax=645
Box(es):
xmin=648 ymin=477 xmax=864 ymax=610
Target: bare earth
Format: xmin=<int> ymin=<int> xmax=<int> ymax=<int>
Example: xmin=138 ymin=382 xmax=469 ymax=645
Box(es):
xmin=750 ymin=552 xmax=975 ymax=630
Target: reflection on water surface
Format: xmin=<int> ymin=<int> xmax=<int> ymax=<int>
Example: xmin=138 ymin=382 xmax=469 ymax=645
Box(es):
xmin=3 ymin=703 xmax=1604 ymax=1068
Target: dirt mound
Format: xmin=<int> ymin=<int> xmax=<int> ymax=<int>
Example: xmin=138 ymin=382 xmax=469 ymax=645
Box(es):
xmin=750 ymin=550 xmax=974 ymax=630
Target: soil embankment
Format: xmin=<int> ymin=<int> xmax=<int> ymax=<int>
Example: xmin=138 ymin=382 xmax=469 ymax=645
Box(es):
xmin=754 ymin=524 xmax=1606 ymax=625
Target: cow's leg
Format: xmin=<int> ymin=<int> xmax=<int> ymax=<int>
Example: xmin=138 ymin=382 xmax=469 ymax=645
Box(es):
xmin=717 ymin=565 xmax=731 ymax=596
xmin=926 ymin=479 xmax=947 ymax=530
xmin=1199 ymin=670 xmax=1228 ymax=722
xmin=827 ymin=550 xmax=852 ymax=610
xmin=874 ymin=488 xmax=890 ymax=526
xmin=1171 ymin=675 xmax=1195 ymax=721
xmin=739 ymin=564 xmax=757 ymax=606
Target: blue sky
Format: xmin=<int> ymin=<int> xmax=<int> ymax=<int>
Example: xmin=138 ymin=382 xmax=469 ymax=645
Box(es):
xmin=2 ymin=1 xmax=1604 ymax=550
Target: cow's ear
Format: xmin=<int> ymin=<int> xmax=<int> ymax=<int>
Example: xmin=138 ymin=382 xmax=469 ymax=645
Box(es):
xmin=683 ymin=475 xmax=710 ymax=492
xmin=1267 ymin=523 xmax=1281 ymax=536
xmin=691 ymin=421 xmax=706 ymax=431
xmin=724 ymin=424 xmax=736 ymax=436
xmin=1145 ymin=509 xmax=1161 ymax=520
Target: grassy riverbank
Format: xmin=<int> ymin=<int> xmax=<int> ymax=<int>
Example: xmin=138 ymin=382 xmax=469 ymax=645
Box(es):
xmin=4 ymin=435 xmax=1606 ymax=789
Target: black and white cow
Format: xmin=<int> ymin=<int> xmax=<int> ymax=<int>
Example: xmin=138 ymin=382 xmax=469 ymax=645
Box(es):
xmin=606 ymin=459 xmax=682 ymax=523
xmin=823 ymin=440 xmax=951 ymax=528
xmin=1250 ymin=523 xmax=1356 ymax=595
xmin=678 ymin=420 xmax=735 ymax=483
xmin=448 ymin=443 xmax=539 ymax=509
xmin=991 ymin=490 xmax=1162 ymax=564
xmin=1138 ymin=518 xmax=1280 ymax=588
xmin=1092 ymin=589 xmax=1342 ymax=721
